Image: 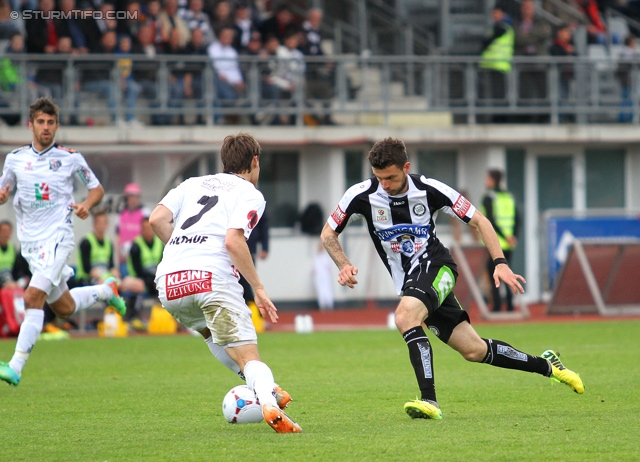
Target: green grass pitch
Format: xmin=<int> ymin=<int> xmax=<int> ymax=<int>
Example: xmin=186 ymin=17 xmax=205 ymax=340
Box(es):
xmin=1 ymin=320 xmax=639 ymax=461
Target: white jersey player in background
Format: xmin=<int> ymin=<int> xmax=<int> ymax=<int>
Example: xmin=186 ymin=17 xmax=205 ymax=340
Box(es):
xmin=0 ymin=98 xmax=126 ymax=387
xmin=150 ymin=133 xmax=301 ymax=433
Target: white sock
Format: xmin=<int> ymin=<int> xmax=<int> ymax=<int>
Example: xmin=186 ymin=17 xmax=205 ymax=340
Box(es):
xmin=243 ymin=360 xmax=278 ymax=407
xmin=70 ymin=284 xmax=112 ymax=314
xmin=9 ymin=309 xmax=44 ymax=374
xmin=204 ymin=337 xmax=244 ymax=379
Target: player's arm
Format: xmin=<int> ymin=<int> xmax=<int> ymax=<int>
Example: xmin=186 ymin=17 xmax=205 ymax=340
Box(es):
xmin=320 ymin=223 xmax=358 ymax=288
xmin=72 ymin=185 xmax=104 ymax=219
xmin=0 ymin=163 xmax=17 ymax=205
xmin=468 ymin=209 xmax=526 ymax=294
xmin=225 ymin=227 xmax=278 ymax=323
xmin=149 ymin=204 xmax=174 ymax=244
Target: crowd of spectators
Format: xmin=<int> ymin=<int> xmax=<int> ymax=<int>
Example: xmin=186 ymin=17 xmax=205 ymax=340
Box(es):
xmin=0 ymin=0 xmax=336 ymax=126
xmin=480 ymin=0 xmax=640 ymax=123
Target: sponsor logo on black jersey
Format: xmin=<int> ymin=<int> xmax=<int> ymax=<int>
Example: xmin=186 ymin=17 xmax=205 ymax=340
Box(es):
xmin=452 ymin=195 xmax=471 ymax=218
xmin=331 ymin=205 xmax=347 ymax=226
xmin=392 ymin=200 xmax=406 ymax=206
xmin=375 ymin=208 xmax=389 ymax=222
xmin=374 ymin=224 xmax=430 ymax=241
xmin=413 ymin=203 xmax=426 ymax=216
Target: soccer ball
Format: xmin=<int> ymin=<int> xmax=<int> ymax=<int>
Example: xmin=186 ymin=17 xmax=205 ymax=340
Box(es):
xmin=222 ymin=385 xmax=264 ymax=424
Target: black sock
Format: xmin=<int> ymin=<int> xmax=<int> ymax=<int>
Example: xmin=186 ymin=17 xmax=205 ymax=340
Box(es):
xmin=403 ymin=326 xmax=436 ymax=402
xmin=482 ymin=339 xmax=552 ymax=377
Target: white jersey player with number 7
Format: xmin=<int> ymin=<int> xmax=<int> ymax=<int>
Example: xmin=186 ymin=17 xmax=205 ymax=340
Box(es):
xmin=150 ymin=133 xmax=301 ymax=433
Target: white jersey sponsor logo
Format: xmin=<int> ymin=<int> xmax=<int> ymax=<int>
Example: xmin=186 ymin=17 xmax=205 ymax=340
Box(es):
xmin=166 ymin=270 xmax=213 ymax=300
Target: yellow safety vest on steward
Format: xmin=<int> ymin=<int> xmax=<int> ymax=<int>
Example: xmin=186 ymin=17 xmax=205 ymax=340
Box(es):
xmin=482 ymin=190 xmax=516 ymax=250
xmin=480 ymin=24 xmax=514 ymax=74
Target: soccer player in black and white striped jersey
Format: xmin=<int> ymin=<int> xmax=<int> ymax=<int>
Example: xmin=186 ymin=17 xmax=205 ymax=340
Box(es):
xmin=321 ymin=137 xmax=585 ymax=420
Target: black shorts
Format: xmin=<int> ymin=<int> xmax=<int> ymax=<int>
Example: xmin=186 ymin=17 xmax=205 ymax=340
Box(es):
xmin=402 ymin=257 xmax=470 ymax=343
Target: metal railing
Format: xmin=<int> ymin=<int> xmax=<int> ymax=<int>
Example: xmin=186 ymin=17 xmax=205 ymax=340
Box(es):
xmin=1 ymin=53 xmax=639 ymax=126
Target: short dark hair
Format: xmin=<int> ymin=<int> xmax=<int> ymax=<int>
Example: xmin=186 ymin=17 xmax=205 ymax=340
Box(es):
xmin=92 ymin=208 xmax=108 ymax=219
xmin=0 ymin=220 xmax=12 ymax=229
xmin=488 ymin=169 xmax=503 ymax=186
xmin=368 ymin=137 xmax=408 ymax=170
xmin=221 ymin=133 xmax=261 ymax=174
xmin=29 ymin=97 xmax=59 ymax=123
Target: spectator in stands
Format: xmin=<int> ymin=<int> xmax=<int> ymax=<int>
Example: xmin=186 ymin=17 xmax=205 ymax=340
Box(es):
xmin=514 ymin=0 xmax=552 ymax=122
xmin=25 ymin=0 xmax=70 ymax=53
xmin=481 ymin=169 xmax=519 ymax=313
xmin=207 ymin=24 xmax=245 ymax=122
xmin=0 ymin=221 xmax=29 ymax=290
xmin=185 ymin=27 xmax=209 ymax=55
xmin=514 ymin=0 xmax=551 ymax=56
xmin=256 ymin=33 xmax=289 ymax=124
xmin=115 ymin=33 xmax=146 ymax=127
xmin=75 ymin=210 xmax=119 ymax=287
xmin=299 ymin=8 xmax=336 ymax=125
xmin=550 ymin=23 xmax=578 ymax=121
xmin=133 ymin=23 xmax=157 ymax=56
xmin=143 ymin=0 xmax=167 ymax=50
xmin=116 ymin=182 xmax=151 ymax=276
xmin=122 ymin=216 xmax=163 ymax=328
xmin=0 ymin=32 xmax=52 ymax=115
xmin=33 ymin=35 xmax=72 ymax=105
xmin=159 ymin=0 xmax=191 ymax=48
xmin=259 ymin=3 xmax=294 ymax=43
xmin=183 ymin=28 xmax=207 ymax=123
xmin=78 ymin=3 xmax=108 ymax=53
xmin=163 ymin=27 xmax=191 ymax=123
xmin=479 ymin=5 xmax=514 ymax=123
xmin=272 ymin=28 xmax=305 ymax=125
xmin=100 ymin=3 xmax=119 ymax=34
xmin=233 ymin=1 xmax=258 ymax=52
xmin=616 ymin=34 xmax=639 ymax=122
xmin=59 ymin=0 xmax=89 ymax=54
xmin=132 ymin=24 xmax=166 ymax=124
xmin=575 ymin=0 xmax=608 ymax=44
xmin=239 ymin=31 xmax=280 ymax=124
xmin=87 ymin=30 xmax=138 ymax=126
xmin=0 ymin=0 xmax=22 ymax=40
xmin=211 ymin=0 xmax=233 ymax=36
xmin=1 ymin=33 xmax=23 ymax=97
xmin=180 ymin=0 xmax=215 ymax=45
xmin=118 ymin=0 xmax=145 ymax=42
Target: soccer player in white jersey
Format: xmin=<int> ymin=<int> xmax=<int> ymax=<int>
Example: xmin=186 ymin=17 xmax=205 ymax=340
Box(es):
xmin=321 ymin=137 xmax=585 ymax=420
xmin=0 ymin=98 xmax=126 ymax=387
xmin=149 ymin=133 xmax=301 ymax=433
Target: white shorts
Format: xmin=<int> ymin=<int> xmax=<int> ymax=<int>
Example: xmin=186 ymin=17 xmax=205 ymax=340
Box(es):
xmin=156 ymin=269 xmax=257 ymax=347
xmin=22 ymin=230 xmax=75 ymax=298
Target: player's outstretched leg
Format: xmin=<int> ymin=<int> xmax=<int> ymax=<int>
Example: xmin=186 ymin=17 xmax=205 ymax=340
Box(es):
xmin=0 ymin=361 xmax=21 ymax=386
xmin=404 ymin=399 xmax=443 ymax=420
xmin=541 ymin=350 xmax=584 ymax=394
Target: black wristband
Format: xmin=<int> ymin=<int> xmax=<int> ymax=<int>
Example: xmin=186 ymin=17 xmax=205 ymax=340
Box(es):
xmin=493 ymin=257 xmax=509 ymax=266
